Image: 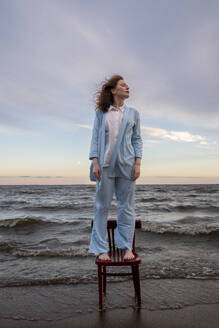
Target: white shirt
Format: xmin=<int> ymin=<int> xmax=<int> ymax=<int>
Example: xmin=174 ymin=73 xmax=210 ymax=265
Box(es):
xmin=103 ymin=103 xmax=126 ymax=167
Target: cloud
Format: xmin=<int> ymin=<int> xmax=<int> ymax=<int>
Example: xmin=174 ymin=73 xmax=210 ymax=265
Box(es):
xmin=200 ymin=141 xmax=208 ymax=145
xmin=75 ymin=121 xmax=207 ymax=144
xmin=142 ymin=126 xmax=206 ymax=143
xmin=74 ymin=120 xmax=213 ymax=147
xmin=0 ymin=1 xmax=143 ymax=132
xmin=144 ymin=139 xmax=161 ymax=144
xmin=0 ymin=123 xmax=39 ymax=136
xmin=0 ymin=1 xmax=219 ymax=137
xmin=76 ymin=124 xmax=92 ymax=130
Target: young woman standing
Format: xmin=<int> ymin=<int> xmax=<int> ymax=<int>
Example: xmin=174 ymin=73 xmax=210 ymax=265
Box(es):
xmin=88 ymin=74 xmax=143 ymax=261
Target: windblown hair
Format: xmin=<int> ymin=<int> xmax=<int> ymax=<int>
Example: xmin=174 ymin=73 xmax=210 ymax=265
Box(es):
xmin=94 ymin=74 xmax=124 ymax=113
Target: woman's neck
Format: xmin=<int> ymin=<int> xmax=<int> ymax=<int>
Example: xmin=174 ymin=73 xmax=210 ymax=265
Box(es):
xmin=112 ymin=100 xmax=124 ymax=108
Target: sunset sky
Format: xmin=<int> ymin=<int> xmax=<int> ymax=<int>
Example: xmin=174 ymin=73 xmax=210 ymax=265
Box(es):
xmin=1 ymin=0 xmax=219 ymax=184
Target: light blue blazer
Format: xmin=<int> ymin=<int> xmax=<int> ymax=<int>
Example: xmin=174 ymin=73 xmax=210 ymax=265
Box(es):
xmin=89 ymin=105 xmax=143 ymax=181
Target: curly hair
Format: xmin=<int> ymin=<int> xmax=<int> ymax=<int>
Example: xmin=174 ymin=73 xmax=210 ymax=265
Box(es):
xmin=94 ymin=74 xmax=124 ymax=113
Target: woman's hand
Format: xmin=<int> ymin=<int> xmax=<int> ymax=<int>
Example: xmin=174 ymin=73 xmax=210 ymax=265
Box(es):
xmin=131 ymin=163 xmax=141 ymax=181
xmin=93 ymin=162 xmax=102 ymax=181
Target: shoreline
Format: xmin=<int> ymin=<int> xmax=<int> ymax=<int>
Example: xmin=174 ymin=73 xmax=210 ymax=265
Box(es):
xmin=0 ymin=278 xmax=219 ymax=328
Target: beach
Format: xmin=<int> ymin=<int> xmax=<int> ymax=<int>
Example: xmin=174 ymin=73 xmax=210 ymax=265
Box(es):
xmin=0 ymin=278 xmax=219 ymax=328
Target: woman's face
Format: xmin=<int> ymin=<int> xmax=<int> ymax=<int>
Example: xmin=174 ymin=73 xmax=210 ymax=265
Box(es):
xmin=112 ymin=79 xmax=130 ymax=99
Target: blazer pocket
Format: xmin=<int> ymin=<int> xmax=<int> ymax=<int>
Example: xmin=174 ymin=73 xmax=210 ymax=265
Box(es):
xmin=127 ymin=120 xmax=135 ymax=130
xmin=127 ymin=120 xmax=135 ymax=126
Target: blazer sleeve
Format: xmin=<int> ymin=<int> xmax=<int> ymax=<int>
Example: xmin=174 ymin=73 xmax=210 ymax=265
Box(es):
xmin=89 ymin=110 xmax=100 ymax=160
xmin=131 ymin=110 xmax=143 ymax=158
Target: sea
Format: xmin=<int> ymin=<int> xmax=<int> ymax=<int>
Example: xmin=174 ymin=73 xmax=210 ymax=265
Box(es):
xmin=0 ymin=184 xmax=219 ymax=288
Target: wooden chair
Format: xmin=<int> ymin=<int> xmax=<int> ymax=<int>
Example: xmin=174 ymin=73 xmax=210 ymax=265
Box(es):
xmin=91 ymin=219 xmax=142 ymax=311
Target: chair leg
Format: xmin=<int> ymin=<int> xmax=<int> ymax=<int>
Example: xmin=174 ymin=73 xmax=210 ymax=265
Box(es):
xmin=98 ymin=264 xmax=103 ymax=310
xmin=103 ymin=266 xmax=106 ymax=295
xmin=135 ymin=264 xmax=141 ymax=307
xmin=131 ymin=265 xmax=137 ymax=297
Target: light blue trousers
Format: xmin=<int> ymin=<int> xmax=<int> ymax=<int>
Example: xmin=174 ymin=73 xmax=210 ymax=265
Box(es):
xmin=88 ymin=166 xmax=136 ymax=255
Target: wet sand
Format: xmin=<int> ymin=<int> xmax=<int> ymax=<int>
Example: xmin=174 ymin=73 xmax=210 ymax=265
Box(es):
xmin=0 ymin=278 xmax=219 ymax=328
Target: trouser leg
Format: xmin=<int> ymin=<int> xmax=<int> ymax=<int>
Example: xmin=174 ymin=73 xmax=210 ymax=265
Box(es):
xmin=88 ymin=167 xmax=115 ymax=255
xmin=114 ymin=177 xmax=136 ymax=251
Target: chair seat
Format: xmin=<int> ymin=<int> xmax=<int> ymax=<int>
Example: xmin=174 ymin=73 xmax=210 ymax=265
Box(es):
xmin=95 ymin=249 xmax=141 ymax=266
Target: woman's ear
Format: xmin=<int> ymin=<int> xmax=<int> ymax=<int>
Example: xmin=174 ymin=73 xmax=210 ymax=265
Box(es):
xmin=111 ymin=87 xmax=116 ymax=95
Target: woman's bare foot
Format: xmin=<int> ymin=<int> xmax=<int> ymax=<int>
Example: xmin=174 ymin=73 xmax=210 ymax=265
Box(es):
xmin=123 ymin=249 xmax=135 ymax=260
xmin=98 ymin=253 xmax=110 ymax=260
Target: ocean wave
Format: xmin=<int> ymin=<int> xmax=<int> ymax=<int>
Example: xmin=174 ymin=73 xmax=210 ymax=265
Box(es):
xmin=0 ymin=200 xmax=28 ymax=205
xmin=141 ymin=221 xmax=219 ymax=235
xmin=174 ymin=204 xmax=219 ymax=212
xmin=0 ymin=203 xmax=93 ymax=211
xmin=17 ymin=190 xmax=47 ymax=194
xmin=189 ymin=187 xmax=219 ymax=194
xmin=0 ymin=200 xmax=29 ymax=209
xmin=25 ymin=203 xmax=92 ymax=211
xmin=0 ymin=274 xmax=97 ymax=288
xmin=148 ymin=204 xmax=219 ymax=213
xmin=176 ymin=215 xmax=217 ymax=224
xmin=0 ymin=241 xmax=15 ymax=252
xmin=0 ymin=216 xmax=83 ymax=228
xmin=139 ymin=197 xmax=170 ymax=203
xmin=1 ymin=266 xmax=218 ymax=288
xmin=10 ymin=247 xmax=90 ymax=258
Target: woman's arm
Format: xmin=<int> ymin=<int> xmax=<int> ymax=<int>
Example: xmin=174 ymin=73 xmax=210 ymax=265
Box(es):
xmin=131 ymin=111 xmax=143 ymax=162
xmin=89 ymin=110 xmax=100 ymax=160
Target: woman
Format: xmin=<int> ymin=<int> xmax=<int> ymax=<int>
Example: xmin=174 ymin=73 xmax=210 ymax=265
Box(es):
xmin=88 ymin=74 xmax=143 ymax=261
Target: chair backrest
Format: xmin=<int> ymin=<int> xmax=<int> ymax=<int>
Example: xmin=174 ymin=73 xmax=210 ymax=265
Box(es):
xmin=91 ymin=219 xmax=142 ymax=253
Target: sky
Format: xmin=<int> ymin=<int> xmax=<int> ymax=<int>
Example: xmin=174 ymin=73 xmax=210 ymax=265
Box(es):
xmin=0 ymin=0 xmax=219 ymax=185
